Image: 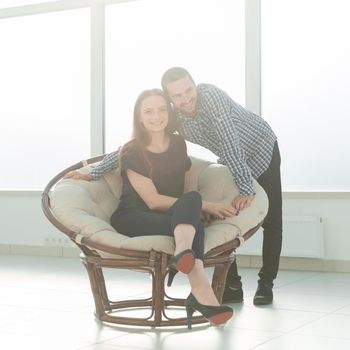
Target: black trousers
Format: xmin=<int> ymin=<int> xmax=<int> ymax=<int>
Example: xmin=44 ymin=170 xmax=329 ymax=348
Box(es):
xmin=227 ymin=142 xmax=283 ymax=285
xmin=111 ymin=191 xmax=205 ymax=260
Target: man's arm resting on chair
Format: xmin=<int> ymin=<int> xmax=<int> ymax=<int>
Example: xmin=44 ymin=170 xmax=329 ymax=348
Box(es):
xmin=64 ymin=149 xmax=120 ymax=181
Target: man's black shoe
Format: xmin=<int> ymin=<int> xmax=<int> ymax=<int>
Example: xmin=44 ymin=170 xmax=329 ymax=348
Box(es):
xmin=222 ymin=283 xmax=243 ymax=303
xmin=253 ymin=282 xmax=273 ymax=305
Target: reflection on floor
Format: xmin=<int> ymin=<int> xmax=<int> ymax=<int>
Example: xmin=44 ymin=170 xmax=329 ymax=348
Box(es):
xmin=1 ymin=254 xmax=350 ymax=350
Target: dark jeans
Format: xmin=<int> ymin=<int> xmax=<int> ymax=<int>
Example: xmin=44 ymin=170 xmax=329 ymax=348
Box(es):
xmin=227 ymin=142 xmax=283 ymax=286
xmin=111 ymin=191 xmax=205 ymax=260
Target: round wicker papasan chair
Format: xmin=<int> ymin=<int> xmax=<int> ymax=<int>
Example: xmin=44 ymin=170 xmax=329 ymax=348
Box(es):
xmin=42 ymin=155 xmax=268 ymax=327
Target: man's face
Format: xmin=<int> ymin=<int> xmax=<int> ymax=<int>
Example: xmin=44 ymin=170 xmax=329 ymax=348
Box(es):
xmin=165 ymin=75 xmax=198 ymax=116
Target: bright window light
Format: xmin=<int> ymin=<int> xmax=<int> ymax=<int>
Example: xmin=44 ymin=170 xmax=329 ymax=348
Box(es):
xmin=262 ymin=0 xmax=350 ymax=191
xmin=0 ymin=0 xmax=57 ymax=9
xmin=0 ymin=9 xmax=90 ymax=190
xmin=105 ymin=0 xmax=245 ymax=161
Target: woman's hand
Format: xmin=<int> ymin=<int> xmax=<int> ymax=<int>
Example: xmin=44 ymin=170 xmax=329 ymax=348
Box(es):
xmin=63 ymin=170 xmax=92 ymax=181
xmin=202 ymin=201 xmax=238 ymax=220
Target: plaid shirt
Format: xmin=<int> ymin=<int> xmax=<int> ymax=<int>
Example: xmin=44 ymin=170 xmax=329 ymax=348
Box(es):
xmin=91 ymin=84 xmax=277 ymax=195
xmin=176 ymin=84 xmax=277 ymax=195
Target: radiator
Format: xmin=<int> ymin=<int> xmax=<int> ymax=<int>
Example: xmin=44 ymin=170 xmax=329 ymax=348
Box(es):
xmin=237 ymin=215 xmax=324 ymax=258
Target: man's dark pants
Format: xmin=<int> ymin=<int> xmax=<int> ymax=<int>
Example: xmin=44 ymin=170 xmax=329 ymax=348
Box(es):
xmin=227 ymin=142 xmax=283 ymax=286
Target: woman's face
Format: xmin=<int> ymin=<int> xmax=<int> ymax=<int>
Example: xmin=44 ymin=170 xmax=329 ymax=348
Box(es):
xmin=139 ymin=95 xmax=169 ymax=133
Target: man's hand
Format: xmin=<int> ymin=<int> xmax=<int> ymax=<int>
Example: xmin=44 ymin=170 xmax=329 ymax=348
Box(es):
xmin=231 ymin=195 xmax=255 ymax=211
xmin=63 ymin=170 xmax=92 ymax=181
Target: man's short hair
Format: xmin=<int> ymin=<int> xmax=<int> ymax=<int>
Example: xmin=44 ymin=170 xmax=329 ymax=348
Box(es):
xmin=161 ymin=67 xmax=195 ymax=96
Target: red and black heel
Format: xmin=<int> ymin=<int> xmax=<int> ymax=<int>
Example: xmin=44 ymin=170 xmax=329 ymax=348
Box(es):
xmin=167 ymin=249 xmax=195 ymax=286
xmin=185 ymin=293 xmax=233 ymax=329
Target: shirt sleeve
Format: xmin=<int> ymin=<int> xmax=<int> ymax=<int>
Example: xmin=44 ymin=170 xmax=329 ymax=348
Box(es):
xmin=202 ymin=88 xmax=255 ymax=195
xmin=121 ymin=149 xmax=151 ymax=178
xmin=90 ymin=149 xmax=120 ymax=180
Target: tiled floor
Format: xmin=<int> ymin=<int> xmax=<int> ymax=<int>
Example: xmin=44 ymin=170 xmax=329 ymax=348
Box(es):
xmin=1 ymin=255 xmax=350 ymax=350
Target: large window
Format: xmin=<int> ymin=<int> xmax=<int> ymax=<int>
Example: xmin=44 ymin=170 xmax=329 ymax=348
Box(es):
xmin=0 ymin=0 xmax=57 ymax=9
xmin=105 ymin=0 xmax=245 ymax=161
xmin=261 ymin=0 xmax=350 ymax=191
xmin=4 ymin=0 xmax=347 ymax=192
xmin=0 ymin=9 xmax=90 ymax=189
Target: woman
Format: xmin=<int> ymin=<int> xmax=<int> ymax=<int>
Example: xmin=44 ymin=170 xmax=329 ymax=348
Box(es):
xmin=66 ymin=89 xmax=236 ymax=329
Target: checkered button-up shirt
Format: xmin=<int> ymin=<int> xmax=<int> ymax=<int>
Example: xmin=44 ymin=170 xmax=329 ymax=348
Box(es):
xmin=175 ymin=84 xmax=277 ymax=195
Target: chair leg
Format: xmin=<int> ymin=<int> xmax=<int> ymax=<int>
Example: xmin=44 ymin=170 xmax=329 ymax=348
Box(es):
xmin=211 ymin=257 xmax=235 ymax=303
xmin=153 ymin=252 xmax=168 ymax=326
xmin=94 ymin=266 xmax=111 ymax=309
xmin=82 ymin=260 xmax=106 ymax=319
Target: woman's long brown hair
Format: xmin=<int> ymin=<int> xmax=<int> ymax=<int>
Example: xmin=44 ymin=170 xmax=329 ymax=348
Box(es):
xmin=119 ymin=89 xmax=178 ymax=178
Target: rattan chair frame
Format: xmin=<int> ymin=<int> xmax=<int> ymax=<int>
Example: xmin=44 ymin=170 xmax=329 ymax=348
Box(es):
xmin=42 ymin=155 xmax=262 ymax=327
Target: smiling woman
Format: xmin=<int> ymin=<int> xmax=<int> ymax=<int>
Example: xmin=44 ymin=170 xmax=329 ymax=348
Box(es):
xmin=139 ymin=95 xmax=170 ymax=137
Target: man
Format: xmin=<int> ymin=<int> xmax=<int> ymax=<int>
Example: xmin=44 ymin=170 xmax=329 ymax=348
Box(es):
xmin=161 ymin=67 xmax=282 ymax=305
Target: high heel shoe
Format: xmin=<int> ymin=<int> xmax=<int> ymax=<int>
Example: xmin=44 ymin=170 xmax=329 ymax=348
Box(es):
xmin=185 ymin=293 xmax=233 ymax=329
xmin=167 ymin=249 xmax=195 ymax=287
xmin=167 ymin=267 xmax=178 ymax=287
xmin=168 ymin=249 xmax=195 ymax=274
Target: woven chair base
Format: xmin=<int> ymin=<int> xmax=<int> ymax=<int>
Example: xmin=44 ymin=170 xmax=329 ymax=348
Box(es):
xmin=81 ymin=249 xmax=235 ymax=327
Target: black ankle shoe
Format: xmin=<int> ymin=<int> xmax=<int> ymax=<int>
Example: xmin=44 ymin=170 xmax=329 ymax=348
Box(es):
xmin=185 ymin=293 xmax=233 ymax=329
xmin=253 ymin=282 xmax=273 ymax=305
xmin=167 ymin=249 xmax=195 ymax=286
xmin=222 ymin=282 xmax=243 ymax=303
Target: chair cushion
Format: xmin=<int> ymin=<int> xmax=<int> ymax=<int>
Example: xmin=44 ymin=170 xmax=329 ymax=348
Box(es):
xmin=50 ymin=156 xmax=268 ymax=258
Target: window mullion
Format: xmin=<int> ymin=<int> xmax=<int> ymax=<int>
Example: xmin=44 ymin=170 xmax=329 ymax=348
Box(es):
xmin=90 ymin=2 xmax=105 ymax=156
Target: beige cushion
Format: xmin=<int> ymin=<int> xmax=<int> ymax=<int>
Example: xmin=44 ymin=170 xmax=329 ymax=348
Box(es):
xmin=50 ymin=156 xmax=268 ymax=258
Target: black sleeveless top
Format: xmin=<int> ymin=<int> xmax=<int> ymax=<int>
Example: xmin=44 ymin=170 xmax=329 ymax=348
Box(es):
xmin=116 ymin=134 xmax=191 ymax=212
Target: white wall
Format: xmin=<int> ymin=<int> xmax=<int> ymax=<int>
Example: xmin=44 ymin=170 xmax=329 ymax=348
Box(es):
xmin=0 ymin=191 xmax=64 ymax=247
xmin=1 ymin=191 xmax=349 ymax=261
